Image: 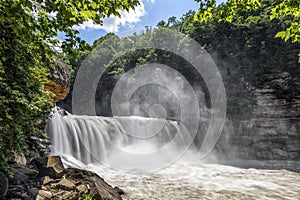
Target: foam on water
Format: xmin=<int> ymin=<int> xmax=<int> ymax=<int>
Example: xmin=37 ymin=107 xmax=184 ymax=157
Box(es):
xmin=47 ymin=107 xmax=300 ymax=199
xmin=87 ymin=162 xmax=300 ymax=200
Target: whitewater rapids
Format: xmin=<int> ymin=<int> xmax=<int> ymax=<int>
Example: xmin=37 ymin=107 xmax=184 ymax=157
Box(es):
xmin=60 ymin=156 xmax=300 ymax=200
xmin=47 ymin=108 xmax=300 ymax=199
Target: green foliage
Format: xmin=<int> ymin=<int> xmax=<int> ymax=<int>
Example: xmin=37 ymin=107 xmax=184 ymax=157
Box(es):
xmin=60 ymin=0 xmax=299 ymax=119
xmin=0 ymin=0 xmax=53 ymax=175
xmin=194 ymin=0 xmax=300 ymax=60
xmin=271 ymin=0 xmax=300 ymax=44
xmin=82 ymin=192 xmax=93 ymax=200
xmin=58 ymin=0 xmax=299 ymax=122
xmin=0 ymin=0 xmax=139 ymax=175
xmin=188 ymin=0 xmax=299 ymax=117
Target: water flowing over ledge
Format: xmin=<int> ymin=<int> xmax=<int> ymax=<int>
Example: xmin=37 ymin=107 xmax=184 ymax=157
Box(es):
xmin=46 ymin=107 xmax=300 ymax=199
xmin=47 ymin=107 xmax=196 ymax=171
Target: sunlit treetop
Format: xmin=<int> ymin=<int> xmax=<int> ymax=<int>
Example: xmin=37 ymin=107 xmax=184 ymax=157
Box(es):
xmin=0 ymin=0 xmax=140 ymax=59
xmin=194 ymin=0 xmax=300 ymax=60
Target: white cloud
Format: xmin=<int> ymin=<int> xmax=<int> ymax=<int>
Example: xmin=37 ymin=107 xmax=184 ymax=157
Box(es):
xmin=47 ymin=39 xmax=63 ymax=53
xmin=147 ymin=0 xmax=155 ymax=3
xmin=74 ymin=1 xmax=145 ymax=32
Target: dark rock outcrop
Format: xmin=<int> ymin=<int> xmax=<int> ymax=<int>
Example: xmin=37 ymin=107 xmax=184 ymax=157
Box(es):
xmin=214 ymin=71 xmax=300 ymax=162
xmin=64 ymin=168 xmax=122 ymax=200
xmin=6 ymin=156 xmax=123 ymax=200
xmin=31 ymin=156 xmax=65 ymax=179
xmin=45 ymin=58 xmax=70 ymax=103
xmin=0 ymin=171 xmax=8 ymax=200
xmin=28 ymin=136 xmax=51 ymax=158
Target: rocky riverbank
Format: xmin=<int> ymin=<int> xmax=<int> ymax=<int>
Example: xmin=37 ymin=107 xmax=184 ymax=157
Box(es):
xmin=2 ymin=156 xmax=123 ymax=200
xmin=0 ymin=118 xmax=125 ymax=200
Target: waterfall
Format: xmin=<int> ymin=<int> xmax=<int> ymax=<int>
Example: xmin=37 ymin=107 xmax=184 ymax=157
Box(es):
xmin=46 ymin=108 xmax=300 ymax=200
xmin=46 ymin=107 xmax=195 ymax=171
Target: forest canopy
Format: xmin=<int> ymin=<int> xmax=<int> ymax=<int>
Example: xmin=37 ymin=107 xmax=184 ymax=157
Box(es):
xmin=0 ymin=0 xmax=139 ymax=175
xmin=0 ymin=0 xmax=299 ymax=175
xmin=194 ymin=0 xmax=300 ymax=60
xmin=59 ymin=0 xmax=299 ymax=120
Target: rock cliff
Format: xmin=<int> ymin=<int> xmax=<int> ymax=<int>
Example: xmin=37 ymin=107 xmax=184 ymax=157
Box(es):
xmin=216 ymin=71 xmax=300 ymax=162
xmin=44 ymin=58 xmax=70 ymax=103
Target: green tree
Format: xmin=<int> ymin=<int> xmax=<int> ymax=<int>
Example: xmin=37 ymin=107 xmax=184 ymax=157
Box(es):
xmin=194 ymin=0 xmax=300 ymax=61
xmin=187 ymin=0 xmax=299 ymax=117
xmin=0 ymin=0 xmax=139 ymax=175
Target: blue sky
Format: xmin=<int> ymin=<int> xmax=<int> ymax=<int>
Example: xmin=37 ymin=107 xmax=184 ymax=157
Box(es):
xmin=74 ymin=0 xmax=225 ymax=44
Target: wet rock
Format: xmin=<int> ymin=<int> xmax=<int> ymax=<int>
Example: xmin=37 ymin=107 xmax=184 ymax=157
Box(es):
xmin=0 ymin=171 xmax=8 ymax=199
xmin=55 ymin=178 xmax=76 ymax=190
xmin=60 ymin=191 xmax=77 ymax=199
xmin=114 ymin=186 xmax=125 ymax=195
xmin=31 ymin=156 xmax=65 ymax=179
xmin=36 ymin=190 xmax=52 ymax=200
xmin=65 ymin=168 xmax=122 ymax=200
xmin=76 ymin=184 xmax=88 ymax=193
xmin=28 ymin=136 xmax=51 ymax=158
xmin=6 ymin=152 xmax=124 ymax=200
xmin=42 ymin=176 xmax=60 ymax=186
xmin=6 ymin=159 xmax=122 ymax=200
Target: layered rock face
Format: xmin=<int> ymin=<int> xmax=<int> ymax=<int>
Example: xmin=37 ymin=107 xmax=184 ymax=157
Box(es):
xmin=44 ymin=58 xmax=70 ymax=103
xmin=218 ymin=72 xmax=300 ymax=161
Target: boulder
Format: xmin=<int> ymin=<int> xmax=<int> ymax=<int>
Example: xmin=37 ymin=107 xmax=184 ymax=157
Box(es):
xmin=65 ymin=168 xmax=122 ymax=200
xmin=36 ymin=190 xmax=52 ymax=200
xmin=31 ymin=156 xmax=65 ymax=179
xmin=9 ymin=152 xmax=27 ymax=166
xmin=55 ymin=178 xmax=76 ymax=190
xmin=9 ymin=164 xmax=38 ymax=182
xmin=42 ymin=176 xmax=60 ymax=186
xmin=28 ymin=136 xmax=51 ymax=158
xmin=114 ymin=186 xmax=125 ymax=195
xmin=76 ymin=184 xmax=88 ymax=193
xmin=6 ymin=165 xmax=42 ymax=200
xmin=6 ymin=161 xmax=122 ymax=200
